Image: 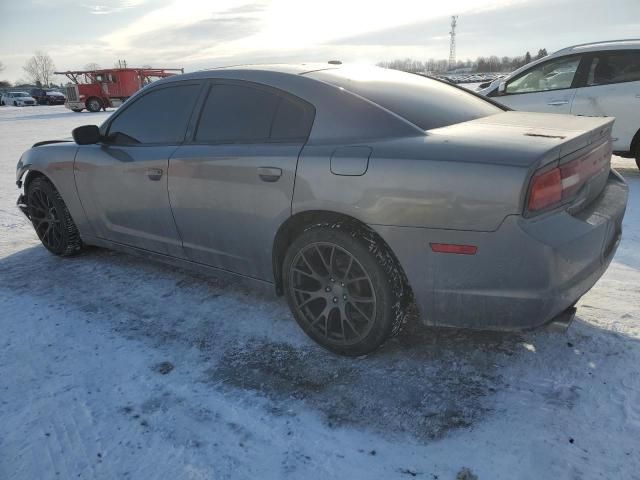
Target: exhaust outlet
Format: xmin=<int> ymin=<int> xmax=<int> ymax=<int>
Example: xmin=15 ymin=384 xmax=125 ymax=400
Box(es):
xmin=546 ymin=306 xmax=577 ymax=333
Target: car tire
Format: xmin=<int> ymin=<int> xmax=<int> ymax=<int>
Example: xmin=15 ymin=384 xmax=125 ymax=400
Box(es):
xmin=86 ymin=98 xmax=102 ymax=112
xmin=26 ymin=176 xmax=83 ymax=256
xmin=283 ymin=222 xmax=410 ymax=356
xmin=13 ymin=101 xmax=18 ymax=106
xmin=635 ymin=147 xmax=640 ymax=171
xmin=71 ymin=108 xmax=83 ymax=113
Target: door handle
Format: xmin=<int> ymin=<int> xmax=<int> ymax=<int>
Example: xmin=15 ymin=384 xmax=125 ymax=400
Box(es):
xmin=257 ymin=167 xmax=282 ymax=182
xmin=147 ymin=168 xmax=163 ymax=181
xmin=547 ymin=100 xmax=569 ymax=106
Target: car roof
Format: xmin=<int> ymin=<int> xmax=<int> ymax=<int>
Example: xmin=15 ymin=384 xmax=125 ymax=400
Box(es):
xmin=553 ymin=38 xmax=640 ymax=55
xmin=201 ymin=63 xmax=339 ymax=76
xmin=488 ymin=38 xmax=640 ymax=87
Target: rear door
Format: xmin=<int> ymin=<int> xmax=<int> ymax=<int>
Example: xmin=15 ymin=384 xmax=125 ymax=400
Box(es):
xmin=493 ymin=54 xmax=584 ymax=114
xmin=168 ymin=80 xmax=315 ymax=279
xmin=75 ymin=81 xmax=202 ymax=256
xmin=571 ymin=50 xmax=640 ymax=152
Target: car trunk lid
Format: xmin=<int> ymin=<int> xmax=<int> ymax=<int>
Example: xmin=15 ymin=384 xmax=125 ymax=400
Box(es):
xmin=427 ymin=111 xmax=615 ymax=214
xmin=427 ymin=110 xmax=614 ymax=170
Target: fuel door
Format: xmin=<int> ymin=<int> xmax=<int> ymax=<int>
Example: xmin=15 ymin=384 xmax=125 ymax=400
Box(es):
xmin=330 ymin=146 xmax=371 ymax=176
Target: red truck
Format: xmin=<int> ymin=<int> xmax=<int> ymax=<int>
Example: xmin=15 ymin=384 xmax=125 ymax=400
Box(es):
xmin=54 ymin=67 xmax=184 ymax=112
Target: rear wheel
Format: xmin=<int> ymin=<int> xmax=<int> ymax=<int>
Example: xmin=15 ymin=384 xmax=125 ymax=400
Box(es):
xmin=283 ymin=223 xmax=409 ymax=356
xmin=26 ymin=176 xmax=83 ymax=256
xmin=86 ymin=98 xmax=102 ymax=112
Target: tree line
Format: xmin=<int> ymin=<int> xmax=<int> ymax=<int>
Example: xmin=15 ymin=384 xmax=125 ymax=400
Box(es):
xmin=377 ymin=48 xmax=548 ymax=74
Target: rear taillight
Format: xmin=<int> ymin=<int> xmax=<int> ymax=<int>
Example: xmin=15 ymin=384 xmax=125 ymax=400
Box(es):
xmin=526 ymin=142 xmax=610 ymax=213
xmin=528 ymin=168 xmax=562 ymax=212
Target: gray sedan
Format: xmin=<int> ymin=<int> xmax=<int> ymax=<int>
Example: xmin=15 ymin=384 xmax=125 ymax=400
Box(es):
xmin=15 ymin=64 xmax=628 ymax=355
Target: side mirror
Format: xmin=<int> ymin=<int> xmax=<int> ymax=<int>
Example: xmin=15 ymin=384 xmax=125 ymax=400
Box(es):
xmin=72 ymin=125 xmax=101 ymax=145
xmin=497 ymin=81 xmax=507 ymax=95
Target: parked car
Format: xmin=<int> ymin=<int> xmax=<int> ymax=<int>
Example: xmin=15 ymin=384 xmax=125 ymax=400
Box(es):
xmin=15 ymin=64 xmax=628 ymax=355
xmin=29 ymin=88 xmax=66 ymax=105
xmin=1 ymin=91 xmax=37 ymax=106
xmin=479 ymin=39 xmax=640 ymax=170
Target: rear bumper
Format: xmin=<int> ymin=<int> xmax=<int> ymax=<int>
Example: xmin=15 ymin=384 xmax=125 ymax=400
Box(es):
xmin=373 ymin=170 xmax=628 ymax=330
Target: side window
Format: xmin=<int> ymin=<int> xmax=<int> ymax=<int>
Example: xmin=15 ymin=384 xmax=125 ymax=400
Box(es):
xmin=108 ymin=84 xmax=200 ymax=145
xmin=506 ymin=56 xmax=581 ymax=94
xmin=195 ymin=84 xmax=277 ymax=143
xmin=270 ymin=96 xmax=315 ymax=142
xmin=195 ymin=83 xmax=314 ymax=144
xmin=587 ymin=51 xmax=640 ymax=86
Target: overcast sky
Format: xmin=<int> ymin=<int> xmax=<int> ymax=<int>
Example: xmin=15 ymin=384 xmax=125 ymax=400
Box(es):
xmin=0 ymin=0 xmax=638 ymax=83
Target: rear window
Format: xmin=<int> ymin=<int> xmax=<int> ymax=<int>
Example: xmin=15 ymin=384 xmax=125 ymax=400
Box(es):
xmin=306 ymin=66 xmax=503 ymax=131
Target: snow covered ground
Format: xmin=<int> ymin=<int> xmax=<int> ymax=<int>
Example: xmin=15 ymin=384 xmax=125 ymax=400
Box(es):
xmin=0 ymin=105 xmax=639 ymax=480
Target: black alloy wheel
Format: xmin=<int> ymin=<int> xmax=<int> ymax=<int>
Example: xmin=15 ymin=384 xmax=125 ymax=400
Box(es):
xmin=283 ymin=223 xmax=410 ymax=356
xmin=27 ymin=176 xmax=82 ymax=256
xmin=290 ymin=242 xmax=378 ymax=347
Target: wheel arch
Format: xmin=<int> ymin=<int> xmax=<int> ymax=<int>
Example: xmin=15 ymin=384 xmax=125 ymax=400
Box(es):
xmin=21 ymin=168 xmax=49 ymax=192
xmin=272 ymin=209 xmax=413 ymax=302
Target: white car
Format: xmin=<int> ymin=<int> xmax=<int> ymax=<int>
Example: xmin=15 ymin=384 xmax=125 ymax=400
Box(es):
xmin=479 ymin=39 xmax=640 ymax=170
xmin=1 ymin=91 xmax=37 ymax=107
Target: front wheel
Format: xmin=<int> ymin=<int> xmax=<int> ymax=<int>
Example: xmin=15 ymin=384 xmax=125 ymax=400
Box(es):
xmin=283 ymin=223 xmax=409 ymax=356
xmin=86 ymin=98 xmax=102 ymax=112
xmin=26 ymin=176 xmax=83 ymax=256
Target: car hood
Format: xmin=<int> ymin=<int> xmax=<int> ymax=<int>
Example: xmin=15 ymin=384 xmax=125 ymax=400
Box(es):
xmin=424 ymin=111 xmax=615 ymax=168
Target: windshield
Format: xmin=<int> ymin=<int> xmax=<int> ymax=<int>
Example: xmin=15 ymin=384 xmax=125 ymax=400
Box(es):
xmin=306 ymin=66 xmax=504 ymax=131
xmin=13 ymin=92 xmax=30 ymax=97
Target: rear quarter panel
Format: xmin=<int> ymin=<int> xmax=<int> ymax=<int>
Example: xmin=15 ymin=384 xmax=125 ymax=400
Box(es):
xmin=293 ymin=136 xmax=529 ymax=232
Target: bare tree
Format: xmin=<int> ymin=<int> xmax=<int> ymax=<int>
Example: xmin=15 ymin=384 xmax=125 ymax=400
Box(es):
xmin=84 ymin=62 xmax=100 ymax=71
xmin=23 ymin=51 xmax=56 ymax=86
xmin=0 ymin=60 xmax=4 ymax=74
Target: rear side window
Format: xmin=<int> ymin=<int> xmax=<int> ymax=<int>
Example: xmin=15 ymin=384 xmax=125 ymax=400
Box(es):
xmin=195 ymin=83 xmax=314 ymax=144
xmin=270 ymin=96 xmax=315 ymax=141
xmin=108 ymin=83 xmax=200 ymax=144
xmin=306 ymin=66 xmax=502 ymax=131
xmin=587 ymin=51 xmax=640 ymax=86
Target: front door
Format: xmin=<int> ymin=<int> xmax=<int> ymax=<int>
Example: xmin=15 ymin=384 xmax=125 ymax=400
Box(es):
xmin=74 ymin=82 xmax=202 ymax=256
xmin=168 ymin=81 xmax=315 ymax=280
xmin=494 ymin=54 xmax=583 ymax=114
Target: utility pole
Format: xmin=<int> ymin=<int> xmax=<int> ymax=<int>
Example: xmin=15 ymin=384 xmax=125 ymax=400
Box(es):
xmin=448 ymin=15 xmax=458 ymax=71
